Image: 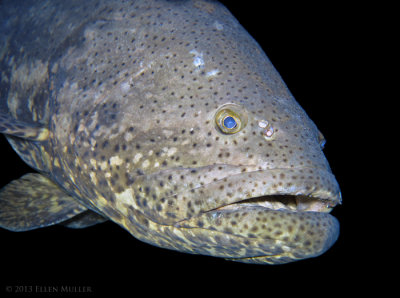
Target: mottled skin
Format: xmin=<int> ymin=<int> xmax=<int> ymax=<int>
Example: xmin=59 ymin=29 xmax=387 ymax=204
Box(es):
xmin=0 ymin=0 xmax=341 ymax=264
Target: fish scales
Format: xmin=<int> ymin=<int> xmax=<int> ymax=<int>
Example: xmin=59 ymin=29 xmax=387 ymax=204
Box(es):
xmin=0 ymin=0 xmax=341 ymax=264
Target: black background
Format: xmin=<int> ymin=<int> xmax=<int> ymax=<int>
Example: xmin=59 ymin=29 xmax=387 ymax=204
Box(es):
xmin=0 ymin=1 xmax=374 ymax=296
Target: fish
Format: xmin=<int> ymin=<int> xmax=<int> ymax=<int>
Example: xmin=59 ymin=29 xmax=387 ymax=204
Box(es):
xmin=0 ymin=0 xmax=341 ymax=264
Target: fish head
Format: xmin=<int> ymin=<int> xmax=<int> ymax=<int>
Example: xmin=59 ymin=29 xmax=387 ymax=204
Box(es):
xmin=62 ymin=0 xmax=341 ymax=264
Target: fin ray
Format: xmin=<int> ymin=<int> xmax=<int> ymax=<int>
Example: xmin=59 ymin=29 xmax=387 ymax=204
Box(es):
xmin=0 ymin=173 xmax=86 ymax=231
xmin=61 ymin=210 xmax=108 ymax=229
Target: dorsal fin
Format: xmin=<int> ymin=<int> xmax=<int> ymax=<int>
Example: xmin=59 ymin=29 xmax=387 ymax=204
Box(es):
xmin=0 ymin=112 xmax=49 ymax=141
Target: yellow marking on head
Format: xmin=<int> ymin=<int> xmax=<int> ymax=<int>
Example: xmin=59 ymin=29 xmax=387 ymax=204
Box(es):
xmin=115 ymin=188 xmax=136 ymax=216
xmin=53 ymin=158 xmax=60 ymax=168
xmin=166 ymin=147 xmax=177 ymax=157
xmin=142 ymin=159 xmax=150 ymax=169
xmin=35 ymin=128 xmax=50 ymax=141
xmin=99 ymin=161 xmax=108 ymax=171
xmin=89 ymin=158 xmax=97 ymax=168
xmin=110 ymin=156 xmax=123 ymax=166
xmin=42 ymin=150 xmax=53 ymax=170
xmin=97 ymin=195 xmax=108 ymax=208
xmin=89 ymin=172 xmax=98 ymax=185
xmin=124 ymin=132 xmax=134 ymax=142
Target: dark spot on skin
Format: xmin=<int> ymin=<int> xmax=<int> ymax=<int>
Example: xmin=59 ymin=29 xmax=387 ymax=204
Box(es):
xmin=102 ymin=140 xmax=109 ymax=148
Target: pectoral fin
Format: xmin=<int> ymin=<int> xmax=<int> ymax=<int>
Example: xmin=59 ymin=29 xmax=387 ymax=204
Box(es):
xmin=0 ymin=173 xmax=87 ymax=231
xmin=0 ymin=112 xmax=49 ymax=141
xmin=61 ymin=210 xmax=108 ymax=229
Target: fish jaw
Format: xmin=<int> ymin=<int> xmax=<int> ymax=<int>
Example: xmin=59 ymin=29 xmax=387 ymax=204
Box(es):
xmin=167 ymin=167 xmax=341 ymax=264
xmin=116 ymin=165 xmax=340 ymax=264
xmin=175 ymin=205 xmax=339 ymax=265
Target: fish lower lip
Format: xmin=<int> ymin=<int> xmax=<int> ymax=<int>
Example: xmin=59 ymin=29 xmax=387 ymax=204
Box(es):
xmin=174 ymin=192 xmax=340 ymax=264
xmin=176 ymin=202 xmax=339 ymax=264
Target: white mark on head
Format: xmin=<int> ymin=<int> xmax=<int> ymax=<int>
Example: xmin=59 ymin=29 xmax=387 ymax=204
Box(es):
xmin=193 ymin=57 xmax=204 ymax=68
xmin=258 ymin=120 xmax=269 ymax=128
xmin=206 ymin=69 xmax=219 ymax=77
xmin=213 ymin=21 xmax=224 ymax=31
xmin=189 ymin=50 xmax=204 ymax=69
xmin=120 ymin=81 xmax=131 ymax=93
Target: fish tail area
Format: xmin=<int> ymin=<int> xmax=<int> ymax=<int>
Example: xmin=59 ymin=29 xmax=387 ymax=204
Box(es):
xmin=0 ymin=173 xmax=105 ymax=231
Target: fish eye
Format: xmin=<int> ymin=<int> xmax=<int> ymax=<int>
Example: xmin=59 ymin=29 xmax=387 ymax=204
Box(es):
xmin=223 ymin=116 xmax=237 ymax=129
xmin=215 ymin=104 xmax=247 ymax=134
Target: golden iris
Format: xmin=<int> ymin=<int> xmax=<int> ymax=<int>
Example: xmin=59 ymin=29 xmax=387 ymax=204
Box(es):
xmin=215 ymin=108 xmax=243 ymax=134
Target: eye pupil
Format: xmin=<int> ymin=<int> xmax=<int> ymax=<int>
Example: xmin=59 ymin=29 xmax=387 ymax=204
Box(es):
xmin=223 ymin=116 xmax=237 ymax=129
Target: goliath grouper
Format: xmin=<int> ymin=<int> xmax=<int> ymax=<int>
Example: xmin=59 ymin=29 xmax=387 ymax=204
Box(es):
xmin=0 ymin=0 xmax=341 ymax=264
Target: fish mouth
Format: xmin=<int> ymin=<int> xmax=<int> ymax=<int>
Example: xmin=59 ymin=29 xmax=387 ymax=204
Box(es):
xmin=173 ymin=167 xmax=341 ymax=264
xmin=209 ymin=193 xmax=337 ymax=213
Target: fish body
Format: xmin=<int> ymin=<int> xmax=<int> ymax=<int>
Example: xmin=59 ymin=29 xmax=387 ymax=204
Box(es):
xmin=0 ymin=0 xmax=341 ymax=264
